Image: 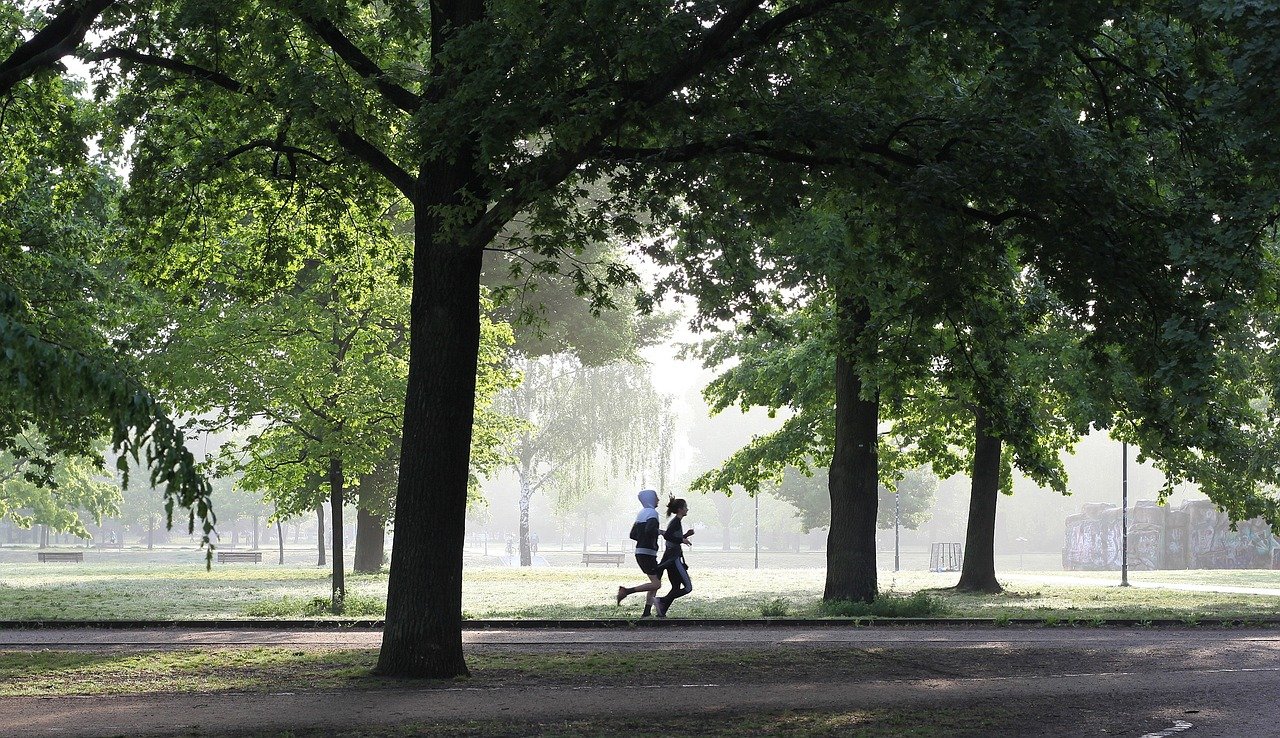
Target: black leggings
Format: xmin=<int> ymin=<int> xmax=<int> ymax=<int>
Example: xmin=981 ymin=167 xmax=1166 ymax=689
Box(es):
xmin=659 ymin=558 xmax=692 ymax=608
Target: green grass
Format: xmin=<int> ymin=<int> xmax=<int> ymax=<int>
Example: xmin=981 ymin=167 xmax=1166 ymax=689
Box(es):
xmin=0 ymin=648 xmax=384 ymax=696
xmin=817 ymin=591 xmax=948 ymax=618
xmin=0 ymin=647 xmax=888 ymax=697
xmin=3 ymin=563 xmax=1280 ymax=621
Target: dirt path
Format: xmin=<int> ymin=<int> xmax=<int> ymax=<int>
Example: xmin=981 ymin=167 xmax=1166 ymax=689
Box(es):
xmin=3 ymin=627 xmax=1278 ymax=736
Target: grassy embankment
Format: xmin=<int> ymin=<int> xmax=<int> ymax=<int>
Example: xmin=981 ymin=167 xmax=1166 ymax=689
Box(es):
xmin=2 ymin=563 xmax=1280 ymax=621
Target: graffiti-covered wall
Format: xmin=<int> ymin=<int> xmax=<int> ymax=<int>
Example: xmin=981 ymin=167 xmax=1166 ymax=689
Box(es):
xmin=1063 ymin=500 xmax=1278 ymax=570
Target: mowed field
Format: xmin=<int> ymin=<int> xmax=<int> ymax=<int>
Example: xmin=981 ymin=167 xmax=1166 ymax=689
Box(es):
xmin=3 ymin=546 xmax=1280 ymax=621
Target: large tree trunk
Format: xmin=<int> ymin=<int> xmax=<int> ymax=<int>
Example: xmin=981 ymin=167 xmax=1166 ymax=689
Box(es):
xmin=316 ymin=505 xmax=326 ymax=567
xmin=824 ymin=304 xmax=879 ymax=603
xmin=376 ymin=190 xmax=484 ymax=678
xmin=955 ymin=408 xmax=1004 ymax=593
xmin=354 ymin=506 xmax=386 ymax=574
xmin=329 ymin=456 xmax=346 ymax=613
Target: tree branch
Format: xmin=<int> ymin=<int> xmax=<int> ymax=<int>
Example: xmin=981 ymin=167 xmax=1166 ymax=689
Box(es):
xmin=598 ymin=135 xmax=1027 ymax=227
xmin=0 ymin=0 xmax=116 ymax=95
xmin=468 ymin=0 xmax=849 ymax=250
xmin=215 ymin=139 xmax=334 ymax=167
xmin=327 ymin=123 xmax=416 ymax=198
xmin=86 ymin=48 xmax=417 ymax=197
xmin=86 ymin=47 xmax=248 ymax=94
xmin=296 ymin=13 xmax=424 ymax=114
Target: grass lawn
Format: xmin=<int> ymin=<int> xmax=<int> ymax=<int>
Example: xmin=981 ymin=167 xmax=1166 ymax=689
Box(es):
xmin=2 ymin=562 xmax=1280 ymax=621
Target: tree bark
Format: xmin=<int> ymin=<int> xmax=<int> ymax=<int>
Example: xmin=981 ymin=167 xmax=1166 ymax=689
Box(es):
xmin=375 ymin=189 xmax=484 ymax=678
xmin=0 ymin=0 xmax=116 ymax=95
xmin=316 ymin=505 xmax=326 ymax=567
xmin=518 ymin=478 xmax=533 ymax=567
xmin=252 ymin=514 xmax=260 ymax=549
xmin=955 ymin=407 xmax=1004 ymax=593
xmin=354 ymin=506 xmax=386 ymax=573
xmin=147 ymin=513 xmax=155 ymax=550
xmin=824 ymin=304 xmax=879 ymax=603
xmin=277 ymin=519 xmax=284 ymax=565
xmin=329 ymin=456 xmax=346 ymax=613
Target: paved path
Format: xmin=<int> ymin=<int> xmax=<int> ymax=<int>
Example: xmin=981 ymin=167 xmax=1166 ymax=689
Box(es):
xmin=4 ymin=624 xmax=1280 ymax=648
xmin=4 ymin=626 xmax=1280 ymax=736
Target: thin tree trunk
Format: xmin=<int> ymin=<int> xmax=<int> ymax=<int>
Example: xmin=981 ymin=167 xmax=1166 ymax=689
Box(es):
xmin=277 ymin=519 xmax=284 ymax=565
xmin=252 ymin=515 xmax=259 ymax=550
xmin=955 ymin=408 xmax=1004 ymax=593
xmin=316 ymin=505 xmax=326 ymax=567
xmin=354 ymin=506 xmax=386 ymax=574
xmin=518 ymin=481 xmax=533 ymax=567
xmin=147 ymin=513 xmax=155 ymax=550
xmin=376 ymin=194 xmax=484 ymax=678
xmin=824 ymin=303 xmax=879 ymax=603
xmin=329 ymin=456 xmax=346 ymax=613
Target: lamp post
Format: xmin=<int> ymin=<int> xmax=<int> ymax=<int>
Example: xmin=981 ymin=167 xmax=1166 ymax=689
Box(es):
xmin=1121 ymin=441 xmax=1130 ymax=587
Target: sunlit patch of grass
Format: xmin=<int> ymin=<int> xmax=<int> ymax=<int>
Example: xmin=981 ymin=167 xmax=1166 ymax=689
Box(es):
xmin=0 ymin=648 xmax=385 ymax=697
xmin=0 ymin=647 xmax=901 ymax=698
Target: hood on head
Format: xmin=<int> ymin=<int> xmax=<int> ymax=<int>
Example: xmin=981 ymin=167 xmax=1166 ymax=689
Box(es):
xmin=638 ymin=489 xmax=658 ymax=509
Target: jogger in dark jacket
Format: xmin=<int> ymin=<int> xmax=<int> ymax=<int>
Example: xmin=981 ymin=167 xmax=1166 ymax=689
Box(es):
xmin=656 ymin=497 xmax=693 ymax=618
xmin=617 ymin=489 xmax=663 ymax=617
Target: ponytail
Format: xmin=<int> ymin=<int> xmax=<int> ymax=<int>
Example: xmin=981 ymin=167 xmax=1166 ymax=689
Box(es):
xmin=666 ymin=497 xmax=686 ymax=517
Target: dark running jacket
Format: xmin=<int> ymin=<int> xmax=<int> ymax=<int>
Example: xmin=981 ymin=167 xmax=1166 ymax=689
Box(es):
xmin=630 ymin=517 xmax=660 ymax=556
xmin=659 ymin=516 xmax=686 ymax=567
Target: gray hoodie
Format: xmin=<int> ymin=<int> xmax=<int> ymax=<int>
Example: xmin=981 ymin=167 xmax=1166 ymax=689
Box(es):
xmin=630 ymin=489 xmax=660 ymax=556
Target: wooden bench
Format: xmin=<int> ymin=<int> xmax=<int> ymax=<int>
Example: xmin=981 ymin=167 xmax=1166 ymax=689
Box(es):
xmin=95 ymin=542 xmax=123 ymax=549
xmin=581 ymin=552 xmax=625 ymax=567
xmin=37 ymin=551 xmax=83 ymax=563
xmin=216 ymin=550 xmax=262 ymax=564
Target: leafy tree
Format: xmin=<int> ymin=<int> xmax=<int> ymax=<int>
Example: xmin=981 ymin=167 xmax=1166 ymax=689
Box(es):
xmin=767 ymin=465 xmax=936 ymax=534
xmin=147 ymin=228 xmax=516 ymax=609
xmin=0 ymin=10 xmax=213 ymax=549
xmin=498 ymin=355 xmax=670 ymax=565
xmin=634 ymin=4 xmax=1280 ymax=604
xmin=0 ymin=433 xmax=118 ymax=541
xmin=18 ymin=0 xmax=1280 ymax=675
xmin=83 ymin=0 xmax=863 ymax=678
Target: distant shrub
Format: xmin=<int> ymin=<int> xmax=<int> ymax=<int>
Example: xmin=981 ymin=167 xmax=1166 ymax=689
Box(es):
xmin=760 ymin=598 xmax=791 ymax=617
xmin=818 ymin=592 xmax=947 ymax=619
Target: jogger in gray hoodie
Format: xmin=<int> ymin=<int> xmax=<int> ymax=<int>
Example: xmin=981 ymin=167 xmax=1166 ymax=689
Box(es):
xmin=616 ymin=489 xmax=663 ymax=617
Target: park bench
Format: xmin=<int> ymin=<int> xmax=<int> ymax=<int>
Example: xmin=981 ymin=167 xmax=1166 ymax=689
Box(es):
xmin=581 ymin=552 xmax=625 ymax=567
xmin=216 ymin=550 xmax=262 ymax=564
xmin=37 ymin=551 xmax=83 ymax=563
xmin=95 ymin=542 xmax=123 ymax=549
